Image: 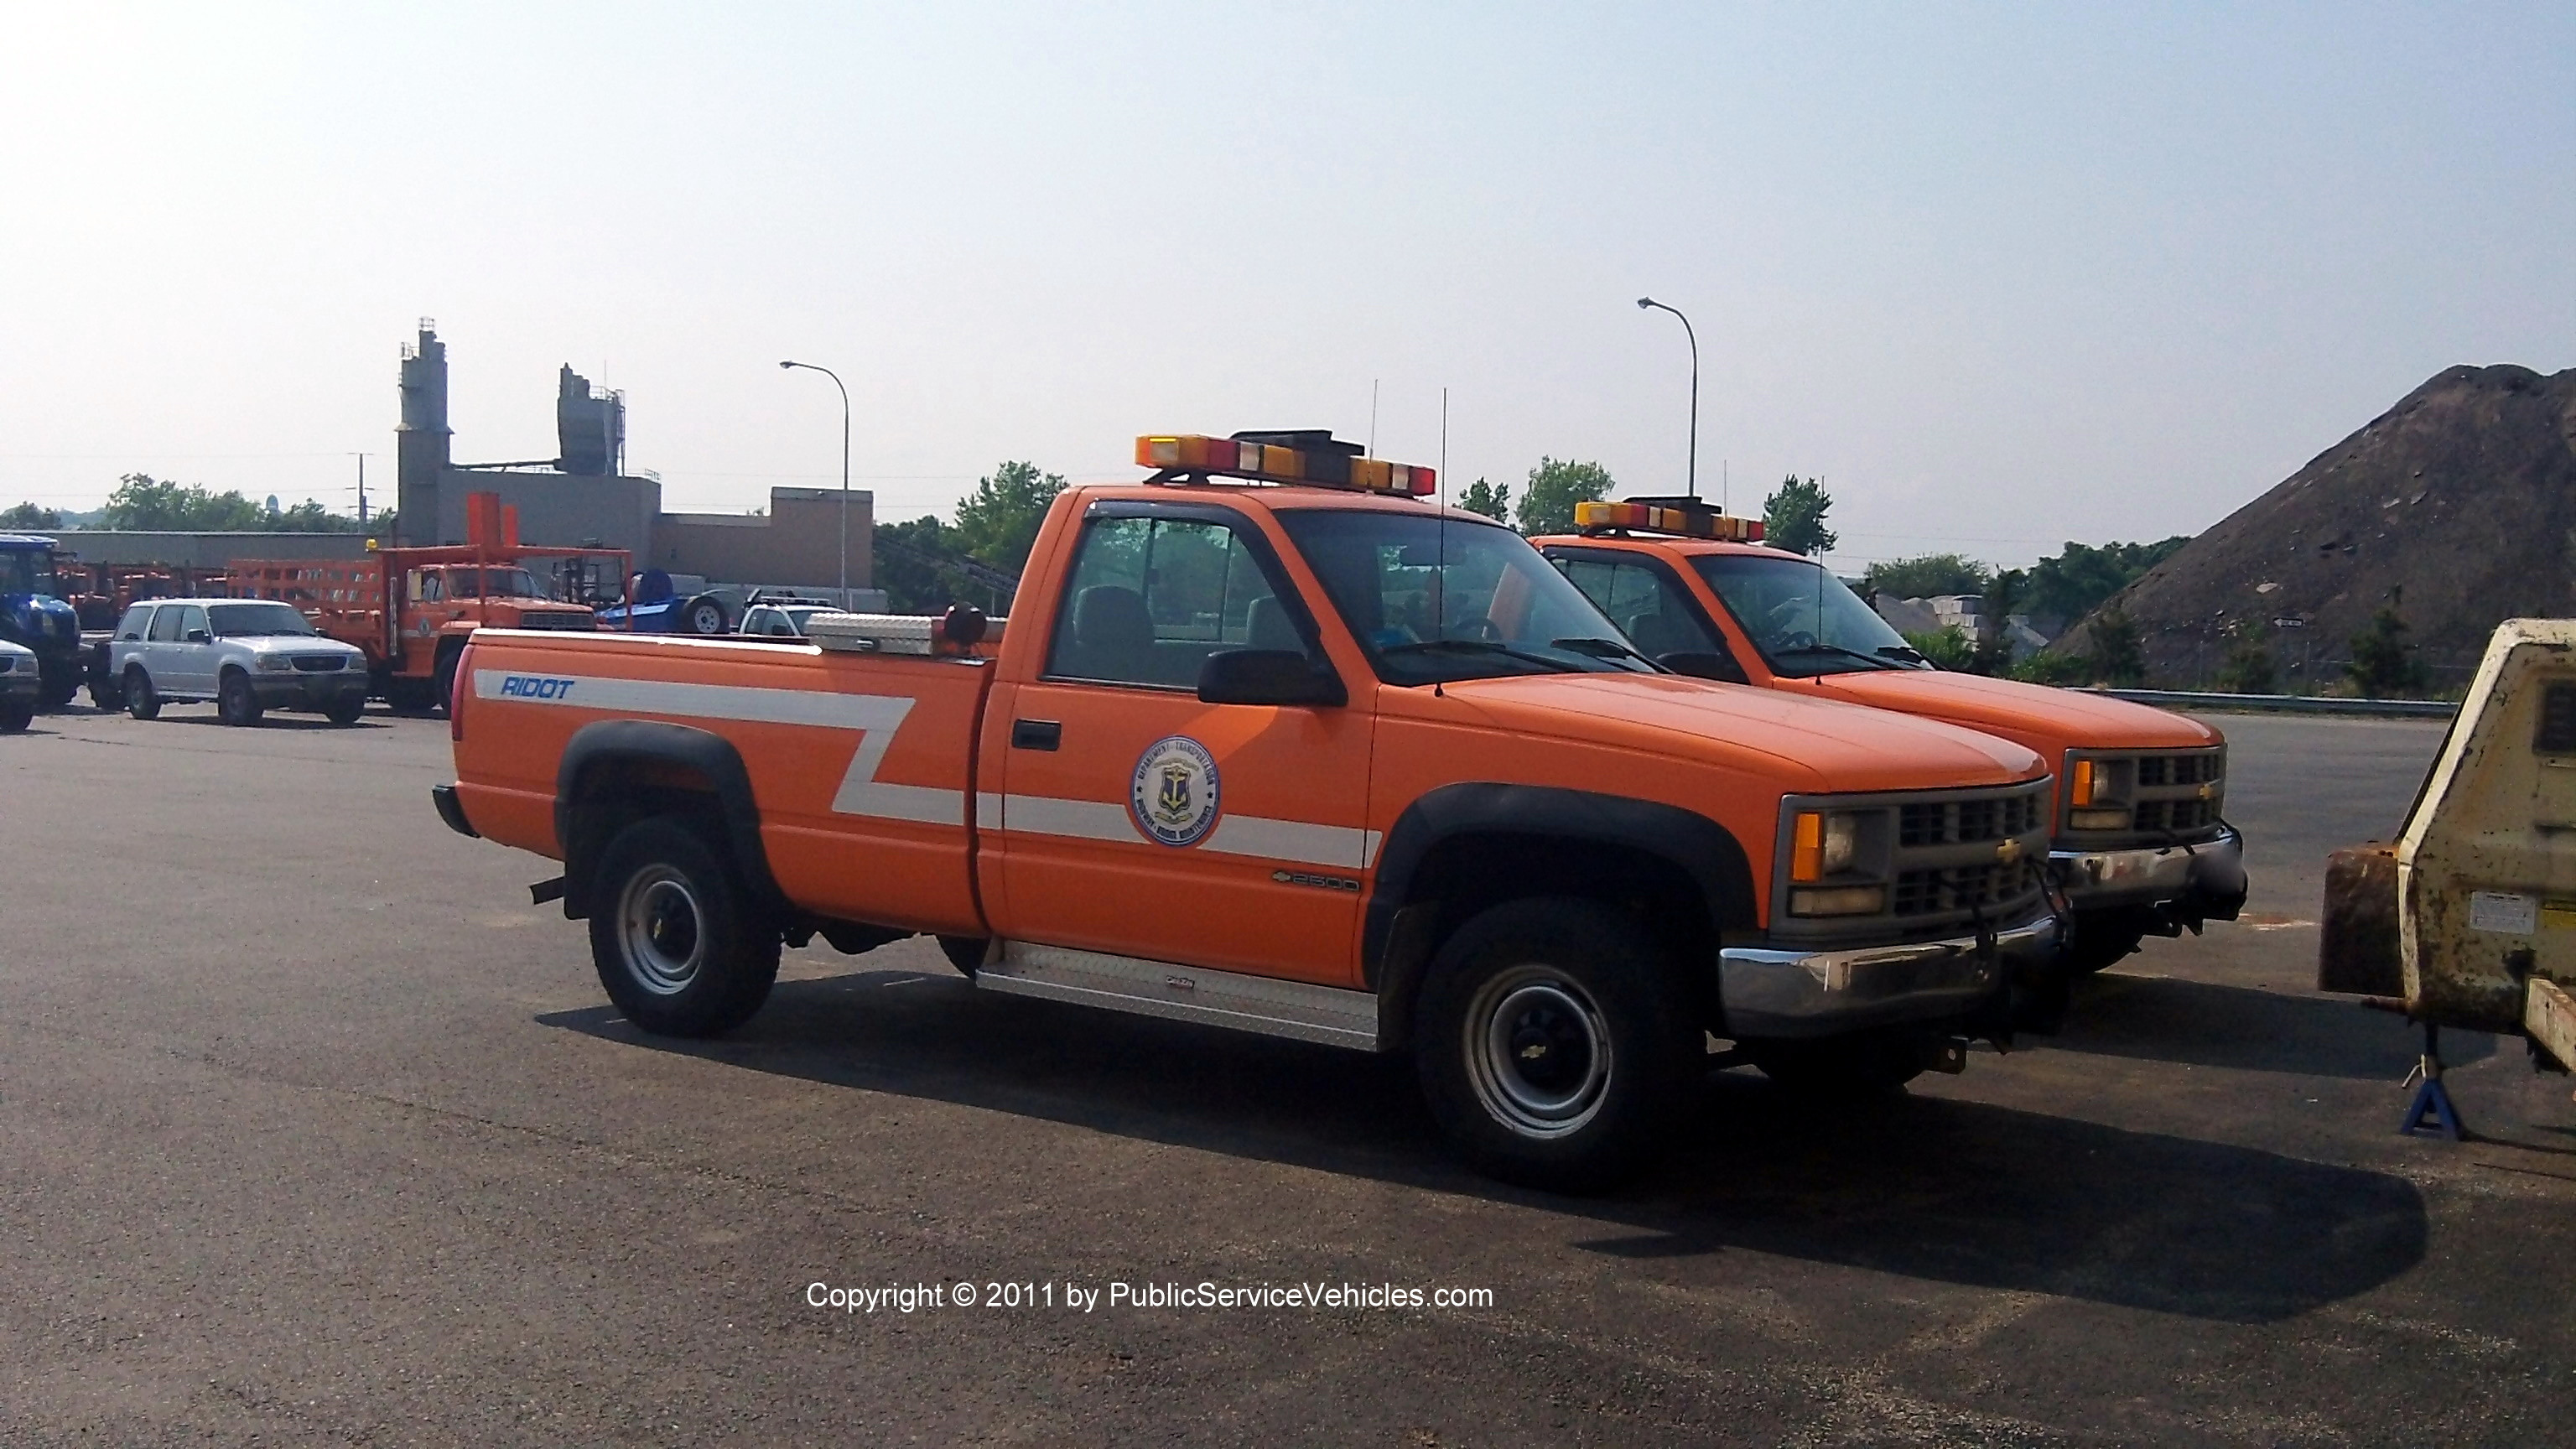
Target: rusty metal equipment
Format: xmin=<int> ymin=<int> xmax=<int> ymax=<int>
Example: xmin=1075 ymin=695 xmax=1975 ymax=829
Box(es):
xmin=2319 ymin=618 xmax=2576 ymax=1135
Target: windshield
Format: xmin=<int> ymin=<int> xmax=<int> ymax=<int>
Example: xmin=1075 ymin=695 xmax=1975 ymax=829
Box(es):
xmin=448 ymin=568 xmax=547 ymax=599
xmin=1278 ymin=509 xmax=1659 ymax=685
xmin=1690 ymin=553 xmax=1929 ymax=677
xmin=207 ymin=602 xmax=321 ymax=637
xmin=1 ymin=549 xmax=61 ymax=597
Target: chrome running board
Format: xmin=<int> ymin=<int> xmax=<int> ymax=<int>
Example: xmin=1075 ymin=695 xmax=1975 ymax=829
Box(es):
xmin=978 ymin=942 xmax=1381 ymax=1052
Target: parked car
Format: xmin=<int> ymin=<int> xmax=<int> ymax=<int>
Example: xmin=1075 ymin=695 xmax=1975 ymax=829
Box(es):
xmin=737 ymin=601 xmax=839 ymax=638
xmin=0 ymin=639 xmax=38 ymax=730
xmin=109 ymin=598 xmax=371 ymax=726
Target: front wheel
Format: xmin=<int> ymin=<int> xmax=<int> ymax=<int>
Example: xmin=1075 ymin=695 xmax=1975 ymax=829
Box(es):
xmin=1415 ymin=897 xmax=1701 ymax=1192
xmin=124 ymin=668 xmax=161 ymax=720
xmin=682 ymin=595 xmax=729 ymax=636
xmin=217 ymin=671 xmax=264 ymax=727
xmin=0 ymin=701 xmax=30 ymax=733
xmin=588 ymin=818 xmax=780 ymax=1037
xmin=323 ymin=694 xmax=366 ymax=726
xmin=38 ymin=662 xmax=77 ymax=709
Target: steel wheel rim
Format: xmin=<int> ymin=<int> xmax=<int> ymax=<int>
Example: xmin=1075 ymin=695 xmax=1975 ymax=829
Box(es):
xmin=617 ymin=866 xmax=705 ymax=995
xmin=1465 ymin=967 xmax=1612 ymax=1138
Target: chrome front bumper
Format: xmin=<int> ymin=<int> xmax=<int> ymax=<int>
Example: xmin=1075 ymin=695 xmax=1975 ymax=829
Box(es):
xmin=0 ymin=676 xmax=37 ymax=704
xmin=1719 ymin=903 xmax=2066 ymax=1039
xmin=250 ymin=672 xmax=367 ymax=705
xmin=2051 ymin=826 xmax=2245 ymax=914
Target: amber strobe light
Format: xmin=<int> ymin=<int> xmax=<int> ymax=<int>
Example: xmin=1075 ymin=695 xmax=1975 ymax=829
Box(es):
xmin=1573 ymin=498 xmax=1764 ymax=542
xmin=1135 ymin=434 xmax=1435 ymax=497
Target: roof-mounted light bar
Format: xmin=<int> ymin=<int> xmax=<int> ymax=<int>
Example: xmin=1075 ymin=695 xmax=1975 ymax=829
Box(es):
xmin=1575 ymin=496 xmax=1765 ymax=543
xmin=1134 ymin=433 xmax=1436 ymax=498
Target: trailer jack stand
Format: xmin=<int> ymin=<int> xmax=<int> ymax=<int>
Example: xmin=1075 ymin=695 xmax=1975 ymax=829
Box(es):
xmin=2399 ymin=1022 xmax=2465 ymax=1140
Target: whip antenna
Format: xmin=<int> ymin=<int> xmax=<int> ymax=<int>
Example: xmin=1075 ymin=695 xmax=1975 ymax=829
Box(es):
xmin=1436 ymin=387 xmax=1449 ymax=698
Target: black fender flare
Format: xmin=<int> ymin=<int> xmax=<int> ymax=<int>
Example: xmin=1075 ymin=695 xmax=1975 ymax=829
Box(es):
xmin=554 ymin=719 xmax=790 ymax=921
xmin=1361 ymin=782 xmax=1761 ymax=989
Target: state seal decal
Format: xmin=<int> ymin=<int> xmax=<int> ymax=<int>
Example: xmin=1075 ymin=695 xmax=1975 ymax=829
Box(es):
xmin=1130 ymin=735 xmax=1221 ymax=847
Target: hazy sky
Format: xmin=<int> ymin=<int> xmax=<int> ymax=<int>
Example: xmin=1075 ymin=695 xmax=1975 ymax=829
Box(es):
xmin=3 ymin=3 xmax=2568 ymax=567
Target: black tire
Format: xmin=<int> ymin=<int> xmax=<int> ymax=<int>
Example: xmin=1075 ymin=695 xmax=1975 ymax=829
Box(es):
xmin=937 ymin=935 xmax=989 ymax=974
xmin=2065 ymin=913 xmax=2148 ymax=976
xmin=89 ymin=677 xmax=122 ymax=712
xmin=386 ymin=678 xmax=438 ymax=715
xmin=0 ymin=702 xmax=30 ymax=733
xmin=432 ymin=644 xmax=463 ymax=714
xmin=124 ymin=667 xmax=161 ymax=720
xmin=682 ymin=595 xmax=729 ymax=636
xmin=1414 ymin=896 xmax=1701 ymax=1192
xmin=217 ymin=670 xmax=264 ymax=727
xmin=1748 ymin=1031 xmax=1932 ymax=1100
xmin=38 ymin=662 xmax=77 ymax=709
xmin=323 ymin=694 xmax=366 ymax=726
xmin=588 ymin=818 xmax=781 ymax=1037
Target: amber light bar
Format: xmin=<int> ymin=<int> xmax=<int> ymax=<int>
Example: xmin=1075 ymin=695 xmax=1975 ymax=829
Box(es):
xmin=1135 ymin=434 xmax=1436 ymax=498
xmin=1574 ymin=498 xmax=1764 ymax=542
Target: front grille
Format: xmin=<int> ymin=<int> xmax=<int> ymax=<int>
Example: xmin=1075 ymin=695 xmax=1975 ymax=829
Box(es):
xmin=2132 ymin=797 xmax=2218 ymax=834
xmin=1901 ymin=791 xmax=2044 ymax=847
xmin=1893 ymin=861 xmax=2029 ymax=917
xmin=290 ymin=655 xmax=345 ymax=673
xmin=515 ymin=611 xmax=593 ymax=631
xmin=2136 ymin=753 xmax=2220 ymax=787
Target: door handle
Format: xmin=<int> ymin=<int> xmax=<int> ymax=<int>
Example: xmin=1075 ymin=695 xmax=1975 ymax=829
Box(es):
xmin=1011 ymin=719 xmax=1062 ymax=750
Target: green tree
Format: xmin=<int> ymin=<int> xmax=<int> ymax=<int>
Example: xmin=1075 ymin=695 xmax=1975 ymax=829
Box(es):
xmin=2025 ymin=537 xmax=2189 ymax=624
xmin=2090 ymin=608 xmax=2146 ymax=687
xmin=2009 ymin=650 xmax=2093 ymax=686
xmin=949 ymin=460 xmax=1067 ymax=575
xmin=1762 ymin=475 xmax=1836 ymax=557
xmin=1863 ymin=553 xmax=1989 ymax=600
xmin=2 ymin=502 xmax=61 ymax=529
xmin=1457 ymin=476 xmax=1510 ymax=522
xmin=2346 ymin=604 xmax=2430 ymax=698
xmin=1903 ymin=626 xmax=1974 ymax=671
xmin=1514 ymin=458 xmax=1613 ymax=535
xmin=873 ymin=517 xmax=969 ymax=615
xmin=1970 ymin=568 xmax=2027 ymax=676
xmin=96 ymin=473 xmax=369 ymax=532
xmin=2216 ymin=618 xmax=2276 ymax=694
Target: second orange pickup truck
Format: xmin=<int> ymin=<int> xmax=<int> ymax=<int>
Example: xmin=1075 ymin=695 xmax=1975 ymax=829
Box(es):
xmin=1535 ymin=497 xmax=2246 ymax=985
xmin=437 ymin=432 xmax=2070 ymax=1189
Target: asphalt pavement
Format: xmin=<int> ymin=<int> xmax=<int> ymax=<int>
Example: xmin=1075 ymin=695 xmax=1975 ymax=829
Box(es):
xmin=4 ymin=702 xmax=2571 ymax=1446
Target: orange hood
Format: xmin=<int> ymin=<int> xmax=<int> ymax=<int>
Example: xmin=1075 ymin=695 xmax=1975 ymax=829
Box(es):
xmin=1789 ymin=670 xmax=2219 ymax=761
xmin=1421 ymin=673 xmax=2048 ymax=794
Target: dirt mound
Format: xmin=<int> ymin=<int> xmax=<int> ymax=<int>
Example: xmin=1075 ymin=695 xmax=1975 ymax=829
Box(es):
xmin=2063 ymin=364 xmax=2576 ymax=690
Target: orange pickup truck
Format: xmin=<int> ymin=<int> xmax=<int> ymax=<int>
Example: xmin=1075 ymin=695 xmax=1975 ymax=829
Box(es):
xmin=1535 ymin=497 xmax=2246 ymax=985
xmin=436 ymin=432 xmax=2068 ymax=1188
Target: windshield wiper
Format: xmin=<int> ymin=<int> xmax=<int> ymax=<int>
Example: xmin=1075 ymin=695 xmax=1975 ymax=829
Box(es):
xmin=1874 ymin=644 xmax=1928 ymax=664
xmin=1771 ymin=641 xmax=1898 ymax=670
xmin=1549 ymin=636 xmax=1659 ymax=669
xmin=1382 ymin=639 xmax=1585 ymax=673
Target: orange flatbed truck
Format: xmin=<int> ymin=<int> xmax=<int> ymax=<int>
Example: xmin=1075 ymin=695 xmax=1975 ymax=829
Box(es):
xmin=232 ymin=493 xmax=625 ymax=713
xmin=436 ymin=432 xmax=2069 ymax=1188
xmin=1535 ymin=497 xmax=2246 ymax=991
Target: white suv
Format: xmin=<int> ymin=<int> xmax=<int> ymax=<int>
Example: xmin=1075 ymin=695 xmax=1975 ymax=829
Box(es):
xmin=109 ymin=599 xmax=371 ymax=726
xmin=0 ymin=639 xmax=37 ymax=731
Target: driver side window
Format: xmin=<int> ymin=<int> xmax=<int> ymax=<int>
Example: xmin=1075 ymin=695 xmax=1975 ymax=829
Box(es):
xmin=1044 ymin=513 xmax=1302 ymax=688
xmin=1556 ymin=555 xmax=1738 ymax=675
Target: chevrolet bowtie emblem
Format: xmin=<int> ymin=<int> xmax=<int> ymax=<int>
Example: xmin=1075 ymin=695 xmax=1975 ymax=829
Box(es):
xmin=1997 ymin=839 xmax=2024 ymax=864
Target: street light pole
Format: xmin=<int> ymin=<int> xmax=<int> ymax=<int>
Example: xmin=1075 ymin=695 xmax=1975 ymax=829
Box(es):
xmin=779 ymin=360 xmax=851 ymax=605
xmin=1635 ymin=298 xmax=1699 ymax=501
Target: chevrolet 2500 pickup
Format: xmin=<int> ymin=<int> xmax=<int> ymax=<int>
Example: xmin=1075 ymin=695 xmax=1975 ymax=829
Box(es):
xmin=437 ymin=430 xmax=2066 ymax=1189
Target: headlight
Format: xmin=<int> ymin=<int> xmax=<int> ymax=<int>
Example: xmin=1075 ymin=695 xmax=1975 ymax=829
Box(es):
xmin=256 ymin=654 xmax=293 ymax=672
xmin=1789 ymin=810 xmax=1867 ymax=881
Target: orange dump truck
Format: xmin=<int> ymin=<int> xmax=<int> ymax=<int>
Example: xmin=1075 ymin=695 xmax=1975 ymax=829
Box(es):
xmin=437 ymin=432 xmax=2068 ymax=1188
xmin=1535 ymin=497 xmax=2246 ymax=989
xmin=231 ymin=493 xmax=625 ymax=711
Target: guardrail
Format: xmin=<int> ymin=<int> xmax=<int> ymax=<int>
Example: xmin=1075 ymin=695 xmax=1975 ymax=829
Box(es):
xmin=2086 ymin=688 xmax=2457 ymax=720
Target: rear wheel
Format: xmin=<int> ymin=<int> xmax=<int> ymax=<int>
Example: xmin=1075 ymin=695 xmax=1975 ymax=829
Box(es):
xmin=0 ymin=701 xmax=30 ymax=733
xmin=123 ymin=667 xmax=161 ymax=720
xmin=588 ymin=818 xmax=780 ymax=1037
xmin=37 ymin=661 xmax=76 ymax=709
xmin=217 ymin=670 xmax=263 ymax=727
xmin=1415 ymin=897 xmax=1701 ymax=1192
xmin=682 ymin=595 xmax=729 ymax=636
xmin=432 ymin=642 xmax=463 ymax=714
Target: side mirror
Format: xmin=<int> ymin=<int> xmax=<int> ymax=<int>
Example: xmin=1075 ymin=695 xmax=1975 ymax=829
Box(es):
xmin=1658 ymin=650 xmax=1747 ymax=683
xmin=1197 ymin=648 xmax=1347 ymax=708
xmin=185 ymin=629 xmax=210 ymax=644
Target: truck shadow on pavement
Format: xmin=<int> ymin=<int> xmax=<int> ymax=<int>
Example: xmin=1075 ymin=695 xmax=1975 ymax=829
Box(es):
xmin=2044 ymin=972 xmax=2492 ymax=1078
xmin=538 ymin=963 xmax=2426 ymax=1327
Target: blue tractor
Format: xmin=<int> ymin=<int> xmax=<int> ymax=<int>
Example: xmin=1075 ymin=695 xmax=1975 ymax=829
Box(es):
xmin=0 ymin=534 xmax=83 ymax=708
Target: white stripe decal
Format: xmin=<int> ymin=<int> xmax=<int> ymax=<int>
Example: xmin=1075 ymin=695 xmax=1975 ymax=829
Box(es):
xmin=472 ymin=669 xmax=958 ymax=825
xmin=1002 ymin=793 xmax=1140 ymax=845
xmin=975 ymin=792 xmax=1004 ymax=830
xmin=1200 ymin=815 xmax=1370 ymax=869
